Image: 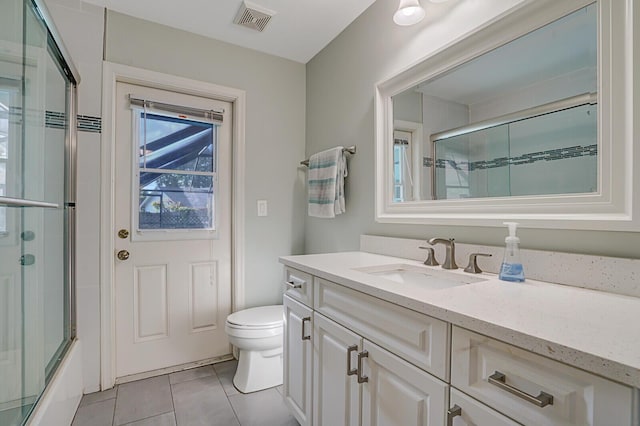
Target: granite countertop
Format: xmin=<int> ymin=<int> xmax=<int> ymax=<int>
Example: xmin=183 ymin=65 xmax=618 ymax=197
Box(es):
xmin=280 ymin=251 xmax=640 ymax=389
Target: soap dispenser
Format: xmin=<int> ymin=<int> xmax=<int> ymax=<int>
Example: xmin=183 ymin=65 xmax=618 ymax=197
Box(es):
xmin=499 ymin=222 xmax=525 ymax=282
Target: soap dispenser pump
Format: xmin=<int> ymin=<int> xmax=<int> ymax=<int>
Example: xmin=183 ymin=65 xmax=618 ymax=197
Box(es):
xmin=499 ymin=222 xmax=525 ymax=282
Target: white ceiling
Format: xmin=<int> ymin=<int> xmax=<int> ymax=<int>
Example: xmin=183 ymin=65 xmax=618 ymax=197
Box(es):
xmin=83 ymin=0 xmax=378 ymax=63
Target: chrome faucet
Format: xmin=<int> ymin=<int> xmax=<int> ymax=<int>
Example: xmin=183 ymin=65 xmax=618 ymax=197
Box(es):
xmin=427 ymin=238 xmax=458 ymax=269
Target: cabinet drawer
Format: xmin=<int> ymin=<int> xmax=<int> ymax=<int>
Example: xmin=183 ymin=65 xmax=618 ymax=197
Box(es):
xmin=449 ymin=388 xmax=520 ymax=426
xmin=314 ymin=278 xmax=449 ymax=380
xmin=284 ymin=267 xmax=313 ymax=307
xmin=451 ymin=327 xmax=634 ymax=426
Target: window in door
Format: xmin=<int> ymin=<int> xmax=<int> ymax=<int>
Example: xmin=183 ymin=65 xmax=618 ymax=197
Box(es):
xmin=135 ymin=111 xmax=218 ymax=233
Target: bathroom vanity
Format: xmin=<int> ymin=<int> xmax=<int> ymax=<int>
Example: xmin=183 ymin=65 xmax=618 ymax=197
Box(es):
xmin=280 ymin=250 xmax=639 ymax=426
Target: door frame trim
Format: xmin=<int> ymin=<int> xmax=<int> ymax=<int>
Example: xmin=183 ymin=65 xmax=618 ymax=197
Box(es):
xmin=99 ymin=61 xmax=246 ymax=389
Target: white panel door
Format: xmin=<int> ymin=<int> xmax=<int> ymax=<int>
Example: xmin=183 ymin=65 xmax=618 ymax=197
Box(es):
xmin=313 ymin=312 xmax=362 ymax=426
xmin=283 ymin=295 xmax=313 ymax=426
xmin=114 ymin=82 xmax=232 ymax=378
xmin=361 ymin=340 xmax=448 ymax=426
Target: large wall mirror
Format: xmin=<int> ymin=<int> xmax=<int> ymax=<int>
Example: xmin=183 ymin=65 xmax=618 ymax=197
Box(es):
xmin=375 ymin=0 xmax=639 ymax=231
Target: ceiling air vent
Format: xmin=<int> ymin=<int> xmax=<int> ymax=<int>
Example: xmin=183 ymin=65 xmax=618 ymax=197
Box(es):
xmin=233 ymin=1 xmax=275 ymax=32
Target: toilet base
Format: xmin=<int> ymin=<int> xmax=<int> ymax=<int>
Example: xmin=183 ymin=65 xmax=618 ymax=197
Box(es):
xmin=233 ymin=347 xmax=283 ymax=393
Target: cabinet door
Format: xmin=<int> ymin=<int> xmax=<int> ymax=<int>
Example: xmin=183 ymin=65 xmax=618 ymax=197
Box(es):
xmin=448 ymin=388 xmax=521 ymax=426
xmin=361 ymin=340 xmax=448 ymax=426
xmin=313 ymin=312 xmax=362 ymax=426
xmin=283 ymin=295 xmax=313 ymax=426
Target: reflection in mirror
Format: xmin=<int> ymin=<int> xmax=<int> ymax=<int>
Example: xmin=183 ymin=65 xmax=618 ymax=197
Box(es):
xmin=392 ymin=4 xmax=597 ymax=202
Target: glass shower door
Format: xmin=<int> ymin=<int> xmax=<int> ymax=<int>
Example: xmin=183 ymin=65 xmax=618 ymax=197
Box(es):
xmin=0 ymin=0 xmax=76 ymax=424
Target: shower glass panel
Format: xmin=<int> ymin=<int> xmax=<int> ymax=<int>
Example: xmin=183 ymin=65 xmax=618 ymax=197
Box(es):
xmin=0 ymin=0 xmax=76 ymax=425
xmin=433 ymin=104 xmax=597 ymax=199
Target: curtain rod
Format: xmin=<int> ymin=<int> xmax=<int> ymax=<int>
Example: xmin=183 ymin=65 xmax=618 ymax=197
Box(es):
xmin=129 ymin=95 xmax=224 ymax=123
xmin=300 ymin=146 xmax=357 ymax=167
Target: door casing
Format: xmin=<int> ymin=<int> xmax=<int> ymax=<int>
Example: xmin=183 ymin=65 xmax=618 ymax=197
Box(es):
xmin=99 ymin=61 xmax=246 ymax=390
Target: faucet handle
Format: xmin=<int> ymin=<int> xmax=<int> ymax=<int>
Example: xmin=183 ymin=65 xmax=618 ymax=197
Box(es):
xmin=419 ymin=246 xmax=439 ymax=266
xmin=464 ymin=253 xmax=492 ymax=274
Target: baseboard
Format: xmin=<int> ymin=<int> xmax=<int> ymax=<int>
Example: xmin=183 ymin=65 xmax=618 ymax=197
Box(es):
xmin=114 ymin=354 xmax=234 ymax=385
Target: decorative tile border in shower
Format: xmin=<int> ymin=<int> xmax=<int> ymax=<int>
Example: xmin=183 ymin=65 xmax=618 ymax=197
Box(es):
xmin=5 ymin=108 xmax=102 ymax=133
xmin=46 ymin=110 xmax=66 ymax=129
xmin=45 ymin=111 xmax=102 ymax=133
xmin=76 ymin=114 xmax=102 ymax=133
xmin=422 ymin=144 xmax=597 ymax=170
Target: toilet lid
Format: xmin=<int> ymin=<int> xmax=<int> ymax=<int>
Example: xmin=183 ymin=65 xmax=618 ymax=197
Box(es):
xmin=226 ymin=305 xmax=283 ymax=328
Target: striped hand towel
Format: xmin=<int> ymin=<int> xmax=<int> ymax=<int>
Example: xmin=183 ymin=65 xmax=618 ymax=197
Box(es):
xmin=308 ymin=146 xmax=348 ymax=218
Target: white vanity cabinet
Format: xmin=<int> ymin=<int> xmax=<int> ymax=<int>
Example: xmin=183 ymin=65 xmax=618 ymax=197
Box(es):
xmin=282 ymin=264 xmax=636 ymax=426
xmin=284 ymin=267 xmax=451 ymax=426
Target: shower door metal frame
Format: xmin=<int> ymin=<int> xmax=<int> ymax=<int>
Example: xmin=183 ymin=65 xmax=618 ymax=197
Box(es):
xmin=31 ymin=0 xmax=80 ymax=346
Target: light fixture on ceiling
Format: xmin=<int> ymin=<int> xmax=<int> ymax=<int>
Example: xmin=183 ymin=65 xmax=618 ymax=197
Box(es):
xmin=393 ymin=0 xmax=426 ymax=26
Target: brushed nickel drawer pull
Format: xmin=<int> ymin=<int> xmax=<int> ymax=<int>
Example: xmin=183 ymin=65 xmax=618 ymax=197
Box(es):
xmin=285 ymin=280 xmax=302 ymax=289
xmin=357 ymin=350 xmax=369 ymax=383
xmin=447 ymin=405 xmax=462 ymax=426
xmin=488 ymin=371 xmax=554 ymax=408
xmin=301 ymin=317 xmax=311 ymax=341
xmin=346 ymin=345 xmax=358 ymax=376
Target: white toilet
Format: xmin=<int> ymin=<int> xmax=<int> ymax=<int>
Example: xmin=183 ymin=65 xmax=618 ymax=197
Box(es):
xmin=225 ymin=305 xmax=284 ymax=393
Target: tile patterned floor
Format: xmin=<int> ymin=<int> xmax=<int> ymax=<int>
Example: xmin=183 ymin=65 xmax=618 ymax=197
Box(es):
xmin=72 ymin=361 xmax=299 ymax=426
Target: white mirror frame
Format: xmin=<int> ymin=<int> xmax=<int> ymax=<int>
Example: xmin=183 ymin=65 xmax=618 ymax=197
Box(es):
xmin=375 ymin=0 xmax=639 ymax=231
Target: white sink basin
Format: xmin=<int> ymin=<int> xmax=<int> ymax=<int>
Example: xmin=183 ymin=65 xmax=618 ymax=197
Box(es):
xmin=353 ymin=263 xmax=487 ymax=290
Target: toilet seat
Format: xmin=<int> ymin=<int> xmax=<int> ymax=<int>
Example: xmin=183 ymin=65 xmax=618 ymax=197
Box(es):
xmin=226 ymin=305 xmax=283 ymax=328
xmin=225 ymin=305 xmax=284 ymax=339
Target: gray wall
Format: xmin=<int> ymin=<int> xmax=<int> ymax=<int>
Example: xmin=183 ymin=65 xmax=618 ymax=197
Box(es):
xmin=305 ymin=0 xmax=640 ymax=259
xmin=105 ymin=11 xmax=307 ymax=307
